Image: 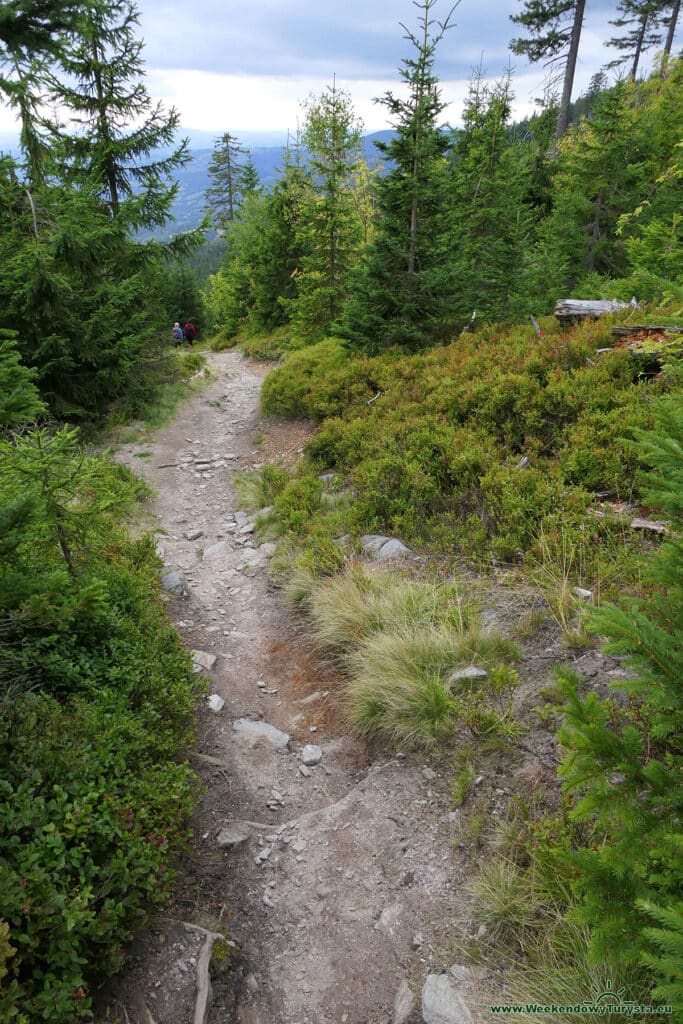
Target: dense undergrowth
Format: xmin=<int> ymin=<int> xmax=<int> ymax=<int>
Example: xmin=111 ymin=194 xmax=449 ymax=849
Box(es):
xmin=258 ymin=313 xmax=680 ymax=596
xmin=232 ymin=311 xmax=682 ymax=1016
xmin=0 ymin=339 xmax=202 ymax=1022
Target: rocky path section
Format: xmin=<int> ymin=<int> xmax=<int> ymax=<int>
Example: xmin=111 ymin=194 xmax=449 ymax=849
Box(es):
xmin=108 ymin=352 xmax=497 ymax=1024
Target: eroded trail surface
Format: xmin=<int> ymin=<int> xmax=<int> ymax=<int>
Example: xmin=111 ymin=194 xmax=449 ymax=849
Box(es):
xmin=109 ymin=352 xmax=496 ymax=1024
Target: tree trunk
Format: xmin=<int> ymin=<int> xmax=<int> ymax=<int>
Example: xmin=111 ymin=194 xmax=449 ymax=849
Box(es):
xmin=630 ymin=12 xmax=648 ymax=80
xmin=663 ymin=0 xmax=681 ymax=56
xmin=556 ymin=0 xmax=586 ymax=138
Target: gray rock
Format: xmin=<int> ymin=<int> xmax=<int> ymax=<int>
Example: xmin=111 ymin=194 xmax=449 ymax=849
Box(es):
xmin=191 ymin=649 xmax=217 ymax=672
xmin=631 ymin=516 xmax=667 ymax=535
xmin=233 ymin=719 xmax=290 ymax=750
xmin=377 ymin=538 xmax=412 ymax=561
xmin=360 ymin=534 xmax=392 ymax=554
xmin=421 ymin=974 xmax=473 ymax=1024
xmin=239 ymin=523 xmax=255 ymax=535
xmin=573 ymin=586 xmax=593 ymax=601
xmin=203 ymin=541 xmax=231 ymax=560
xmin=161 ymin=571 xmax=187 ymax=595
xmin=234 ymin=511 xmax=249 ymax=528
xmin=319 ymin=473 xmax=336 ymax=483
xmin=299 ymin=764 xmax=312 ymax=778
xmin=216 ymin=822 xmax=251 ymax=848
xmin=297 ymin=690 xmax=323 ymax=707
xmin=448 ymin=966 xmax=476 ymax=985
xmin=393 ymin=980 xmax=417 ymax=1024
xmin=185 ymin=529 xmax=204 ymax=541
xmin=301 ymin=744 xmax=323 ymax=766
xmin=207 ymin=694 xmax=225 ymax=713
xmin=448 ymin=665 xmax=488 ymax=685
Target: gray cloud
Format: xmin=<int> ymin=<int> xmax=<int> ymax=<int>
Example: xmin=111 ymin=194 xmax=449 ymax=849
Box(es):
xmin=139 ymin=0 xmax=621 ymax=81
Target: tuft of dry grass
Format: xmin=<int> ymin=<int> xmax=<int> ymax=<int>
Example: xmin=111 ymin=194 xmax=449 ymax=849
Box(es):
xmin=302 ymin=565 xmax=521 ymax=748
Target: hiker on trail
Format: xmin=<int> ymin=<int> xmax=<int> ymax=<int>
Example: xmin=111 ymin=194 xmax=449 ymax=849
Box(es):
xmin=172 ymin=322 xmax=184 ymax=345
xmin=184 ymin=321 xmax=196 ymax=347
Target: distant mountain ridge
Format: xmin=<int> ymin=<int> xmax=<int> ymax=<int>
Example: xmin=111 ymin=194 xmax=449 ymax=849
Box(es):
xmin=0 ymin=127 xmax=394 ymax=240
xmin=164 ymin=130 xmax=395 ymax=239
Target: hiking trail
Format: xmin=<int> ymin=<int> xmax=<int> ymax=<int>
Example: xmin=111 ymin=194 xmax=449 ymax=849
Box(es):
xmin=105 ymin=349 xmax=595 ymax=1024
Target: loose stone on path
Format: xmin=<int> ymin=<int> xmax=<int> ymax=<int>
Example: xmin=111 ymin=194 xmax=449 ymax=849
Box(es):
xmin=232 ymin=719 xmax=290 ymax=750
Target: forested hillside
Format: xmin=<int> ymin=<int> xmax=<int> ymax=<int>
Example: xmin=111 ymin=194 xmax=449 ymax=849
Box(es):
xmin=0 ymin=0 xmax=682 ymax=1020
xmin=202 ymin=0 xmax=683 ymax=1016
xmin=0 ymin=1 xmax=206 ymax=1019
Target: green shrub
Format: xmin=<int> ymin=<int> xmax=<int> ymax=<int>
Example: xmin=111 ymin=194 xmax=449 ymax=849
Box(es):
xmin=0 ymin=425 xmax=201 ymax=1021
xmin=0 ymin=691 xmax=196 ymax=1022
xmin=259 ymin=317 xmax=679 ymax=584
xmin=261 ymin=338 xmax=373 ymax=420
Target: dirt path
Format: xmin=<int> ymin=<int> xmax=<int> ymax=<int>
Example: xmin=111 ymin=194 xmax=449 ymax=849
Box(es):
xmin=105 ymin=351 xmax=517 ymax=1024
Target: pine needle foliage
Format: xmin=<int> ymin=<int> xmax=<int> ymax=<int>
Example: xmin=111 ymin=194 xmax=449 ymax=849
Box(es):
xmin=556 ymin=372 xmax=683 ymax=988
xmin=338 ymin=0 xmax=460 ymax=352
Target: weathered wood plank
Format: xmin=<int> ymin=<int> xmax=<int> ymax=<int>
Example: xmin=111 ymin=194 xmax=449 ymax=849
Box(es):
xmin=611 ymin=324 xmax=683 ymax=336
xmin=554 ymin=298 xmax=631 ymax=322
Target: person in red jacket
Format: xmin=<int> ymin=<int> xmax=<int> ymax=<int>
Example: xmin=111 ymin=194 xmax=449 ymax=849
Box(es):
xmin=184 ymin=322 xmax=196 ymax=347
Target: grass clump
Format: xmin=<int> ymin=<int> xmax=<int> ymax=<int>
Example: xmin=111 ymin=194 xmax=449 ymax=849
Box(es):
xmin=305 ymin=566 xmax=520 ymax=749
xmin=308 ymin=567 xmax=474 ymax=652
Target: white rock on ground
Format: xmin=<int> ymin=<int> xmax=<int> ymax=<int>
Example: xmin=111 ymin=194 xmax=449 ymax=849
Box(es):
xmin=448 ymin=666 xmax=488 ymax=684
xmin=207 ymin=694 xmax=225 ymax=713
xmin=421 ymin=973 xmax=474 ymax=1024
xmin=161 ymin=571 xmax=187 ymax=595
xmin=360 ymin=534 xmax=413 ymax=560
xmin=377 ymin=538 xmax=412 ymax=561
xmin=301 ymin=744 xmax=323 ymax=766
xmin=203 ymin=540 xmax=231 ymax=560
xmin=393 ymin=979 xmax=417 ymax=1024
xmin=360 ymin=534 xmax=392 ymax=555
xmin=232 ymin=719 xmax=290 ymax=750
xmin=216 ymin=822 xmax=251 ymax=848
xmin=191 ymin=650 xmax=217 ymax=672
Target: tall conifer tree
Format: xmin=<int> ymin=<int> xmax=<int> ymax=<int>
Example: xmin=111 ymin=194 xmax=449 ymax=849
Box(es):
xmin=605 ymin=0 xmax=668 ymax=79
xmin=339 ymin=0 xmax=459 ymax=352
xmin=292 ymin=80 xmax=363 ymax=339
xmin=449 ymin=72 xmax=533 ymax=323
xmin=51 ymin=0 xmax=188 ymax=230
xmin=510 ymin=0 xmax=586 ymax=138
xmin=205 ymin=132 xmax=251 ymax=231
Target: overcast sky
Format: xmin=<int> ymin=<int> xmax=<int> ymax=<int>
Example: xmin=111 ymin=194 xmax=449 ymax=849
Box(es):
xmin=0 ymin=0 xmax=677 ymax=140
xmin=136 ymin=0 xmax=634 ymax=139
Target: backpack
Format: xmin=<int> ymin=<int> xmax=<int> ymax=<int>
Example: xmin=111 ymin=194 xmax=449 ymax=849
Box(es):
xmin=184 ymin=323 xmax=195 ymax=341
xmin=172 ymin=326 xmax=183 ymax=340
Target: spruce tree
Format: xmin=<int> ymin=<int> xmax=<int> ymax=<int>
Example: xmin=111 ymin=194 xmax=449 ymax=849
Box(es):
xmin=339 ymin=0 xmax=459 ymax=353
xmin=0 ymin=333 xmax=45 ymax=428
xmin=605 ymin=0 xmax=668 ymax=79
xmin=557 ymin=375 xmax=683 ymax=984
xmin=662 ymin=0 xmax=681 ymax=59
xmin=292 ymin=80 xmax=363 ymax=339
xmin=205 ymin=132 xmax=251 ymax=231
xmin=448 ymin=71 xmax=533 ymax=324
xmin=510 ymin=0 xmax=587 ymax=138
xmin=51 ymin=0 xmax=189 ymax=230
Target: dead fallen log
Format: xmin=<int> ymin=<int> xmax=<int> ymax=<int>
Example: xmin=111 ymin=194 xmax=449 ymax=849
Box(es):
xmin=554 ymin=298 xmax=632 ymax=324
xmin=611 ymin=324 xmax=683 ymax=337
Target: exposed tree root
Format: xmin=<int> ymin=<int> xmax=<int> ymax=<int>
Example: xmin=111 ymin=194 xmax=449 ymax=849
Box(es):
xmin=183 ymin=922 xmax=231 ymax=1024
